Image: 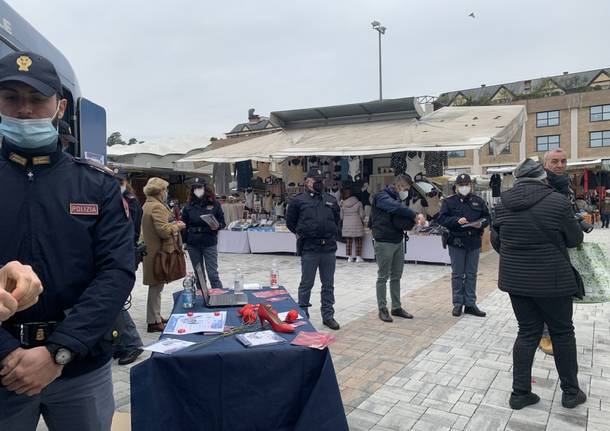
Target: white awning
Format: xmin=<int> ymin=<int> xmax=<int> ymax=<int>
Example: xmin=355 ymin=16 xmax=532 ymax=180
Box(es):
xmin=177 ymin=105 xmax=526 ymax=164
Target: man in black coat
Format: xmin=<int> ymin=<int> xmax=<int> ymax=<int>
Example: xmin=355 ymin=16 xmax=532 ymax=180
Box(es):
xmin=286 ymin=168 xmax=340 ymax=330
xmin=491 ymin=158 xmax=586 ymax=411
xmin=438 ymin=174 xmax=490 ymax=317
xmin=538 ymin=148 xmax=573 ymax=355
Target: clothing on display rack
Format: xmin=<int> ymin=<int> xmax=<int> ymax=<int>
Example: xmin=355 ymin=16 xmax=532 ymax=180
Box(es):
xmin=348 ymin=156 xmax=361 ymax=181
xmin=285 ymin=158 xmax=304 ymax=186
xmin=391 ymin=152 xmax=407 ymax=176
xmin=580 ymin=170 xmax=599 ymax=190
xmin=406 ymin=151 xmax=424 ymax=179
xmin=256 ymin=162 xmax=271 ymax=180
xmin=245 ymin=190 xmax=255 ymax=210
xmin=424 ymin=152 xmax=447 ymax=177
xmin=329 ymin=187 xmax=341 ymax=203
xmin=213 ymin=163 xmax=232 ymax=196
xmin=221 ymin=202 xmax=246 ymax=225
xmin=275 ymin=200 xmax=287 ymax=218
xmin=489 ymin=174 xmax=502 ymax=198
xmin=235 ymin=160 xmax=253 ymax=189
xmin=263 ymin=193 xmax=274 ymax=214
xmin=340 ymin=157 xmax=349 ymax=182
xmin=359 ymin=183 xmax=371 ymax=207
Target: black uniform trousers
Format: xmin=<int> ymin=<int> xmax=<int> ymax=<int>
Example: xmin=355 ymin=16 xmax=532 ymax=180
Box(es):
xmin=298 ymin=251 xmax=336 ymax=320
xmin=509 ymin=294 xmax=579 ymax=396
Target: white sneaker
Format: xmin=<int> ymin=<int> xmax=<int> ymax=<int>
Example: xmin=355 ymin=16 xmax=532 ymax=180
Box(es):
xmin=355 ymin=257 xmax=364 ymax=263
xmin=347 ymin=257 xmax=355 ymax=263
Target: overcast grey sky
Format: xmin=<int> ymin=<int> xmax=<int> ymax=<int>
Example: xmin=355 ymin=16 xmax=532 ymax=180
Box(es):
xmin=6 ymin=0 xmax=608 ymax=142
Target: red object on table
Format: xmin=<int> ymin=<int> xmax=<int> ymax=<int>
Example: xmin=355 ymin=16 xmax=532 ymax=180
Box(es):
xmin=258 ymin=304 xmax=294 ymax=333
xmin=285 ymin=309 xmax=299 ymax=323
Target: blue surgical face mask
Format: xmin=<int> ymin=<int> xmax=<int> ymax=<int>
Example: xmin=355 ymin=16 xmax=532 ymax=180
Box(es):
xmin=0 ymin=106 xmax=60 ymax=152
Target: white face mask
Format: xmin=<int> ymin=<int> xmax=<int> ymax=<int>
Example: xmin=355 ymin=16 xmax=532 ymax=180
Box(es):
xmin=193 ymin=188 xmax=205 ymax=198
xmin=457 ymin=186 xmax=471 ymax=196
xmin=120 ymin=185 xmax=126 ymax=194
xmin=398 ymin=190 xmax=409 ymax=201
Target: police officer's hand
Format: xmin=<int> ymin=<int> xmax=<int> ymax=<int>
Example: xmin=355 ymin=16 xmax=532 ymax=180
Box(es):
xmin=458 ymin=217 xmax=468 ymax=225
xmin=0 ymin=347 xmax=63 ymax=396
xmin=0 ymin=261 xmax=43 ymax=315
xmin=0 ymin=289 xmax=18 ymax=321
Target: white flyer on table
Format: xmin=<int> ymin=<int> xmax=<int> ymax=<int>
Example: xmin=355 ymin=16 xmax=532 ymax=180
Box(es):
xmin=164 ymin=312 xmax=227 ymax=335
xmin=143 ymin=338 xmax=195 ymax=354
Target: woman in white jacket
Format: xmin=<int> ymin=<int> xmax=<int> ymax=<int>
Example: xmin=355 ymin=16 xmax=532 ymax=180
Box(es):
xmin=340 ymin=189 xmax=365 ymax=262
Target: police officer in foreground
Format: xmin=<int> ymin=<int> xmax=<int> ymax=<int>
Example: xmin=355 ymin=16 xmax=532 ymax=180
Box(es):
xmin=287 ymin=168 xmax=341 ymax=330
xmin=0 ymin=51 xmax=135 ymax=430
xmin=438 ymin=174 xmax=490 ymax=318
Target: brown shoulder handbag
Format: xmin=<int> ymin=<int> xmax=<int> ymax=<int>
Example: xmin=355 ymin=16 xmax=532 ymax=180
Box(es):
xmin=153 ymin=234 xmax=186 ymax=283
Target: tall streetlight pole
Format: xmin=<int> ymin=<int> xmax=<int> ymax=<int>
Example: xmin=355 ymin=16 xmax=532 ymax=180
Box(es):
xmin=371 ymin=20 xmax=386 ymax=101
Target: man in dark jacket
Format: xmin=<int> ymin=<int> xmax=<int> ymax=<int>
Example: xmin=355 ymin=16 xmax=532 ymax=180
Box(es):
xmin=491 ymin=158 xmax=586 ymax=411
xmin=286 ymin=168 xmax=340 ymax=330
xmin=438 ymin=174 xmax=490 ymax=318
xmin=0 ymin=52 xmax=135 ymax=430
xmin=370 ymin=175 xmax=416 ymax=322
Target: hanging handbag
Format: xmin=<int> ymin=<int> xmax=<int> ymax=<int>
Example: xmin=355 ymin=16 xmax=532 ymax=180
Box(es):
xmin=153 ymin=233 xmax=187 ymax=283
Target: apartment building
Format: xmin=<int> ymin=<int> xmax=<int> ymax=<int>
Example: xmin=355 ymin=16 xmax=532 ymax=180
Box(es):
xmin=437 ymin=68 xmax=610 ymax=174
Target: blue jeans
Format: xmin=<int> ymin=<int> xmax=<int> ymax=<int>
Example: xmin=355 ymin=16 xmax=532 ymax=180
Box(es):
xmin=0 ymin=360 xmax=114 ymax=431
xmin=448 ymin=246 xmax=480 ymax=307
xmin=187 ymin=244 xmax=223 ymax=289
xmin=113 ymin=309 xmax=143 ymax=355
xmin=298 ymin=251 xmax=336 ymax=320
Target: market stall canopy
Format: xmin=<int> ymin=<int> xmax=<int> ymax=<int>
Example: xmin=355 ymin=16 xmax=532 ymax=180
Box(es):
xmin=177 ymin=104 xmax=526 ymax=163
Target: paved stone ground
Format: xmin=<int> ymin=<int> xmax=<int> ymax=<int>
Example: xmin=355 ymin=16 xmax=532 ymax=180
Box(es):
xmin=37 ymin=228 xmax=610 ymax=430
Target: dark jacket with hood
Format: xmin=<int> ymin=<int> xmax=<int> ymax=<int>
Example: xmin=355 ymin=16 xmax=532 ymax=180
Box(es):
xmin=370 ymin=186 xmax=416 ymax=243
xmin=491 ymin=178 xmax=583 ymax=297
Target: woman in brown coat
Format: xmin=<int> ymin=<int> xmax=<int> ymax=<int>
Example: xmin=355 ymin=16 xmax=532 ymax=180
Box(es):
xmin=141 ymin=177 xmax=185 ymax=332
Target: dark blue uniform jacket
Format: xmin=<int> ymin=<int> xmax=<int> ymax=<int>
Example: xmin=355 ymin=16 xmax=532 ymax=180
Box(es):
xmin=438 ymin=193 xmax=490 ymax=249
xmin=0 ymin=142 xmax=135 ymax=378
xmin=286 ymin=191 xmax=340 ymax=253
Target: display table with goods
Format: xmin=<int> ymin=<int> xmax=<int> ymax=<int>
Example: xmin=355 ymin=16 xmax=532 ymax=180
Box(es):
xmin=130 ymin=283 xmax=348 ymax=431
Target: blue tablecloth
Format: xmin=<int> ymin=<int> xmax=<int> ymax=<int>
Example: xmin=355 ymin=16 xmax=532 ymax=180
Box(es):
xmin=130 ymin=289 xmax=348 ymax=431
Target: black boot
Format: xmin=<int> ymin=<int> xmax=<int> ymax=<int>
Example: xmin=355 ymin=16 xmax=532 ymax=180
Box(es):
xmin=452 ymin=306 xmax=462 ymax=317
xmin=391 ymin=308 xmax=413 ymax=319
xmin=322 ymin=318 xmax=340 ymax=330
xmin=509 ymin=392 xmax=540 ymax=410
xmin=379 ymin=307 xmax=393 ymax=322
xmin=464 ymin=305 xmax=486 ymax=317
xmin=562 ymin=389 xmax=587 ymax=409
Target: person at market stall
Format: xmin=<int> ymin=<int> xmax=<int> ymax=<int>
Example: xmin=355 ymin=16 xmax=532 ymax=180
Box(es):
xmin=0 ymin=51 xmax=135 ymax=430
xmin=370 ymin=174 xmax=417 ymax=323
xmin=438 ymin=174 xmax=489 ymax=318
xmin=181 ymin=178 xmax=226 ymax=289
xmin=340 ymin=188 xmax=365 ymax=263
xmin=491 ymin=158 xmax=586 ymax=410
xmin=57 ymin=119 xmax=76 ymax=153
xmin=600 ymin=190 xmax=610 ymax=228
xmin=286 ymin=168 xmax=341 ymax=330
